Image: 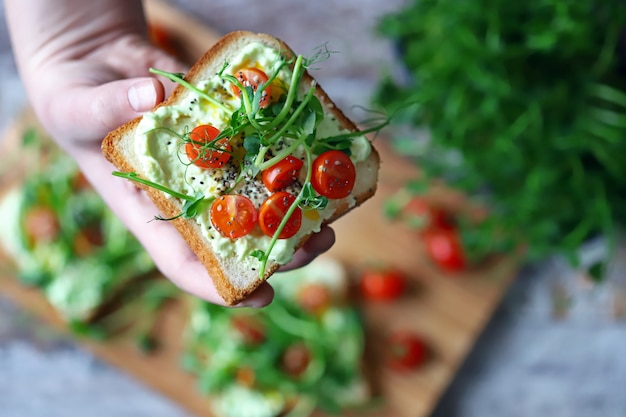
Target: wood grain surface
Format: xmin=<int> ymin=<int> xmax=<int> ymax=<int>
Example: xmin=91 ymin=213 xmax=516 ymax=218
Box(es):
xmin=0 ymin=1 xmax=519 ymax=417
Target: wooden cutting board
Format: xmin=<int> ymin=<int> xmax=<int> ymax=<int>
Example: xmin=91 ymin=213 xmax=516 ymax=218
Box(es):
xmin=0 ymin=1 xmax=519 ymax=416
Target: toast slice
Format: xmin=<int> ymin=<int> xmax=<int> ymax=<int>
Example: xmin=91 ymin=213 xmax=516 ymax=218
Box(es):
xmin=183 ymin=256 xmax=370 ymax=417
xmin=0 ymin=153 xmax=155 ymax=325
xmin=102 ymin=31 xmax=379 ymax=305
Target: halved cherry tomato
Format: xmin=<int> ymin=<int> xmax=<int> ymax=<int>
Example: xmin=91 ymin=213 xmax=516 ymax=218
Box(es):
xmin=386 ymin=331 xmax=428 ymax=371
xmin=262 ymin=155 xmax=304 ymax=192
xmin=235 ymin=367 xmax=256 ymax=388
xmin=230 ymin=315 xmax=265 ymax=345
xmin=360 ymin=268 xmax=406 ymax=302
xmin=23 ymin=206 xmax=59 ymax=246
xmin=258 ymin=191 xmax=302 ymax=239
xmin=232 ymin=67 xmax=272 ymax=108
xmin=422 ymin=228 xmax=466 ymax=272
xmin=186 ymin=125 xmax=232 ymax=169
xmin=210 ymin=195 xmax=257 ymax=239
xmin=296 ymin=283 xmax=332 ymax=314
xmin=73 ymin=224 xmax=104 ymax=257
xmin=404 ymin=197 xmax=453 ymax=231
xmin=72 ymin=171 xmax=92 ymax=191
xmin=311 ymin=150 xmax=356 ymax=199
xmin=281 ymin=343 xmax=311 ymax=378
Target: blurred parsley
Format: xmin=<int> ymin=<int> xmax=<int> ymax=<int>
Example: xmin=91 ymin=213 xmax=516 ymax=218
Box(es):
xmin=374 ymin=0 xmax=626 ymax=270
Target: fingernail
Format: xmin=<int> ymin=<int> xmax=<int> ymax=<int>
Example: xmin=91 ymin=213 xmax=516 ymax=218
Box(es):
xmin=128 ymin=79 xmax=157 ymax=112
xmin=236 ymin=284 xmax=275 ymax=308
xmin=236 ymin=298 xmax=269 ymax=308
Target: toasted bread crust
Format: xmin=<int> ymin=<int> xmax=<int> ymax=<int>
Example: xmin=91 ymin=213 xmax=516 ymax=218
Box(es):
xmin=102 ymin=31 xmax=379 ymax=305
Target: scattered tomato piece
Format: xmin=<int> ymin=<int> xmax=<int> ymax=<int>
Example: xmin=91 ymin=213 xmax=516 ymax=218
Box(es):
xmin=386 ymin=331 xmax=428 ymax=371
xmin=422 ymin=228 xmax=466 ymax=272
xmin=360 ymin=268 xmax=406 ymax=302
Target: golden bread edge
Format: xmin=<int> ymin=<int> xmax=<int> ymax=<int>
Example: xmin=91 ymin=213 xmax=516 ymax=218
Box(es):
xmin=102 ymin=31 xmax=379 ymax=305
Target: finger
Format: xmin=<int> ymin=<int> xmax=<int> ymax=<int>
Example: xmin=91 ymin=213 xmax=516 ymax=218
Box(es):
xmin=51 ymin=77 xmax=165 ymax=143
xmin=96 ymin=38 xmax=189 ymax=98
xmin=279 ymin=226 xmax=336 ymax=272
xmin=143 ymin=54 xmax=189 ymax=99
xmin=236 ymin=282 xmax=275 ymax=308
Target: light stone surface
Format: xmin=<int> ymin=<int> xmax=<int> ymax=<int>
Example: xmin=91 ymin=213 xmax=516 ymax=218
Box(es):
xmin=1 ymin=1 xmax=626 ymax=417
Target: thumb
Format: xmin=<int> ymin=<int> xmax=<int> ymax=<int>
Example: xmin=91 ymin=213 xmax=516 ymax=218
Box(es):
xmin=51 ymin=77 xmax=165 ymax=143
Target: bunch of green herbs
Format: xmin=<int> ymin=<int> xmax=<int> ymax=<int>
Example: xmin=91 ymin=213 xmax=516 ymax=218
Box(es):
xmin=375 ymin=0 xmax=626 ymax=271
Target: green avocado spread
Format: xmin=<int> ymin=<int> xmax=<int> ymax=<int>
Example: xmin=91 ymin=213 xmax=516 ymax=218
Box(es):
xmin=133 ymin=41 xmax=373 ymax=272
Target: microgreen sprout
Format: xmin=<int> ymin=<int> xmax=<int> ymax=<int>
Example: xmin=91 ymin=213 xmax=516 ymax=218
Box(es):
xmin=112 ymin=172 xmax=214 ymax=221
xmin=149 ymin=68 xmax=232 ymax=113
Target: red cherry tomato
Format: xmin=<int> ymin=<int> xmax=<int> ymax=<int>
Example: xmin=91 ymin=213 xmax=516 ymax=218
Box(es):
xmin=258 ymin=191 xmax=302 ymax=239
xmin=386 ymin=331 xmax=428 ymax=371
xmin=23 ymin=206 xmax=59 ymax=246
xmin=210 ymin=195 xmax=257 ymax=239
xmin=360 ymin=268 xmax=406 ymax=302
xmin=262 ymin=155 xmax=304 ymax=192
xmin=281 ymin=343 xmax=311 ymax=378
xmin=186 ymin=125 xmax=232 ymax=169
xmin=230 ymin=315 xmax=265 ymax=345
xmin=422 ymin=228 xmax=466 ymax=272
xmin=73 ymin=224 xmax=104 ymax=257
xmin=232 ymin=67 xmax=272 ymax=108
xmin=311 ymin=150 xmax=356 ymax=199
xmin=296 ymin=283 xmax=332 ymax=314
xmin=404 ymin=197 xmax=453 ymax=231
xmin=72 ymin=171 xmax=92 ymax=191
xmin=235 ymin=367 xmax=256 ymax=388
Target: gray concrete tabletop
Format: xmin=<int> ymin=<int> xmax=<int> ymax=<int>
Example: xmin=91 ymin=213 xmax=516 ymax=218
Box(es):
xmin=1 ymin=2 xmax=626 ymax=417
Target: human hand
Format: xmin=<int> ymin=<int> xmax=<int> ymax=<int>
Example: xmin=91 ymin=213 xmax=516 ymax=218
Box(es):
xmin=5 ymin=0 xmax=335 ymax=307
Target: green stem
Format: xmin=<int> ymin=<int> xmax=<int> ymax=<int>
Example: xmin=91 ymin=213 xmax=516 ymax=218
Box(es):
xmin=221 ymin=73 xmax=266 ymax=131
xmin=316 ymin=118 xmax=390 ymax=143
xmin=112 ymin=172 xmax=194 ymax=201
xmin=265 ymin=55 xmax=305 ymax=130
xmin=257 ymin=136 xmax=306 ymax=171
xmin=149 ymin=68 xmax=231 ymax=113
xmin=254 ymin=85 xmax=316 ymax=167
